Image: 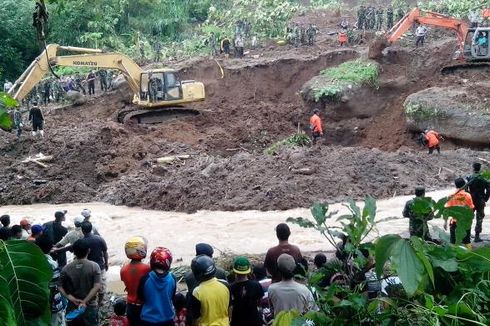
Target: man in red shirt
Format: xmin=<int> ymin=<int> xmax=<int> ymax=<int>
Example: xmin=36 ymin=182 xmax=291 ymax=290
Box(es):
xmin=309 ymin=109 xmax=323 ymax=145
xmin=444 ymin=178 xmax=475 ymax=245
xmin=120 ymin=236 xmax=151 ymax=326
xmin=424 ymin=129 xmax=442 ymax=154
xmin=264 ymin=223 xmax=303 ymax=283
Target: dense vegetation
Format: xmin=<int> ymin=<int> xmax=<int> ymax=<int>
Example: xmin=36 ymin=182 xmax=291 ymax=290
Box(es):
xmin=0 ymin=0 xmax=342 ymax=83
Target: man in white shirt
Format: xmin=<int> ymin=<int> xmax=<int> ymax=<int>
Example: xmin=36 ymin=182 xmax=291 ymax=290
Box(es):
xmin=416 ymin=25 xmax=428 ymax=47
xmin=268 ymin=254 xmax=317 ymax=316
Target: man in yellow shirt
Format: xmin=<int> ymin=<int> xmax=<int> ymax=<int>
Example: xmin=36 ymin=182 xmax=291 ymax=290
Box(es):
xmin=190 ymin=255 xmax=230 ymax=326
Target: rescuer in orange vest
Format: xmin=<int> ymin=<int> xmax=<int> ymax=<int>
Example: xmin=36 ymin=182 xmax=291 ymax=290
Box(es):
xmin=338 ymin=30 xmax=348 ymax=46
xmin=424 ymin=129 xmax=443 ymax=154
xmin=309 ymin=109 xmax=323 ymax=144
xmin=444 ymin=178 xmax=475 ymax=245
xmin=483 ymin=8 xmax=490 ymax=26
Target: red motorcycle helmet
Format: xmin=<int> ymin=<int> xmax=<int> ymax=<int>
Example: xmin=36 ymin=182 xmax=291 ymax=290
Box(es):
xmin=150 ymin=247 xmax=173 ymax=271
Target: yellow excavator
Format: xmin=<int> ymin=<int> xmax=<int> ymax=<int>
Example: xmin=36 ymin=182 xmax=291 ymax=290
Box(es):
xmin=8 ymin=44 xmax=205 ymax=123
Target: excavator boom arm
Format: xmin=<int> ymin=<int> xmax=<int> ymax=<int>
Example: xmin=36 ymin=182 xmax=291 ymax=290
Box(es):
xmin=387 ymin=8 xmax=469 ymax=49
xmin=8 ymin=44 xmax=144 ymax=102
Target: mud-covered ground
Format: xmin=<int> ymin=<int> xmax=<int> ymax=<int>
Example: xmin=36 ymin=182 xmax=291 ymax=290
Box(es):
xmin=1 ymin=9 xmax=488 ymax=212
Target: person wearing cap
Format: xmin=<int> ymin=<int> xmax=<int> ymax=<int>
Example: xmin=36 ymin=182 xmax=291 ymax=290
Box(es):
xmin=28 ymin=224 xmax=44 ymax=241
xmin=267 ymin=254 xmax=316 ymax=317
xmin=81 ymin=209 xmax=100 ymax=236
xmin=52 ymin=216 xmax=85 ymax=255
xmin=20 ymin=218 xmax=31 ymax=240
xmin=184 ymin=243 xmax=228 ymax=325
xmin=43 ymin=211 xmax=68 ymax=268
xmin=309 ymin=108 xmax=323 ymax=145
xmin=402 ymin=186 xmax=433 ymax=240
xmin=264 ymin=223 xmax=303 ymax=283
xmin=230 ymin=256 xmax=264 ymax=326
xmin=466 ymin=162 xmax=490 ymax=242
xmin=28 ymin=101 xmax=44 ymax=138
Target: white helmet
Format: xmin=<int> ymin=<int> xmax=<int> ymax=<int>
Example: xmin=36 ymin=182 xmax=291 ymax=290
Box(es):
xmin=81 ymin=209 xmax=91 ymax=219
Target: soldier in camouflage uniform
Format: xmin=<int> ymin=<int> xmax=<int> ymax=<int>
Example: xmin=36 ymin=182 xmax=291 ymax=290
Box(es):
xmin=386 ymin=6 xmax=394 ymax=30
xmin=306 ymin=24 xmax=317 ymax=45
xmin=75 ymin=75 xmax=86 ymax=95
xmin=107 ymin=70 xmax=114 ymax=90
xmin=366 ymin=6 xmax=375 ymax=30
xmin=208 ymin=33 xmax=218 ymax=56
xmin=292 ymin=23 xmax=301 ymax=47
xmin=357 ymin=6 xmax=366 ymax=30
xmin=300 ymin=25 xmax=307 ymax=45
xmin=98 ymin=69 xmax=108 ymax=92
xmin=397 ymin=8 xmax=405 ymax=22
xmin=153 ymin=41 xmax=162 ymax=62
xmin=403 ymin=187 xmax=433 ymax=240
xmin=376 ymin=7 xmax=384 ymax=30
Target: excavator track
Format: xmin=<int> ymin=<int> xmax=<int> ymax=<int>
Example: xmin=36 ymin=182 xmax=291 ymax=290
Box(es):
xmin=117 ymin=107 xmax=200 ymax=124
xmin=441 ymin=62 xmax=490 ymax=75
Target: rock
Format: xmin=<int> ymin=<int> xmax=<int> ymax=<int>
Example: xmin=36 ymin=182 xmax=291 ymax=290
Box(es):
xmin=65 ymin=90 xmax=87 ymax=106
xmin=112 ymin=75 xmax=132 ymax=104
xmin=404 ymin=84 xmax=490 ymax=144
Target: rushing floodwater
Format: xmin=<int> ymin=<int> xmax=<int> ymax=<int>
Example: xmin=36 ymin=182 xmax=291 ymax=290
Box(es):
xmin=1 ymin=189 xmax=466 ymax=289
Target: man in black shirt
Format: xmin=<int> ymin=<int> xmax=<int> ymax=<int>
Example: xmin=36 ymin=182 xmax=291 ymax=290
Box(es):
xmin=467 ymin=162 xmax=490 ymax=242
xmin=28 ymin=102 xmax=44 ymax=138
xmin=43 ymin=211 xmax=68 ymax=267
xmin=230 ymin=256 xmax=264 ymax=326
xmin=81 ymin=221 xmax=108 ymax=306
xmin=87 ymin=71 xmax=96 ymax=95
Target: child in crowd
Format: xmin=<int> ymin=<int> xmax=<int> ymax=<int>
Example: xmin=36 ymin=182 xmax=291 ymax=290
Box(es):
xmin=173 ymin=292 xmax=187 ymax=326
xmin=110 ymin=298 xmax=129 ymax=326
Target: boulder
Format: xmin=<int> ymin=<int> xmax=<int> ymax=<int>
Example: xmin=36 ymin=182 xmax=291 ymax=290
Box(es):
xmin=112 ymin=75 xmax=133 ymax=104
xmin=404 ymin=84 xmax=490 ymax=144
xmin=65 ymin=90 xmax=87 ymax=106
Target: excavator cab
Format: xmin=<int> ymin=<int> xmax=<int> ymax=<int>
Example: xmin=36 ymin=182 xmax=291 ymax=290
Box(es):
xmin=468 ymin=28 xmax=490 ymax=59
xmin=140 ymin=70 xmax=183 ymax=103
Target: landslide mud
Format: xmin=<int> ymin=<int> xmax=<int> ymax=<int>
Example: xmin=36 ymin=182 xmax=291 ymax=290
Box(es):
xmin=1 ymin=14 xmax=488 ymax=211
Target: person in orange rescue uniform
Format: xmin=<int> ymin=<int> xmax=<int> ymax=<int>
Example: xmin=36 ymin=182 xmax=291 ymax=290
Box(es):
xmin=444 ymin=178 xmax=475 ymax=245
xmin=482 ymin=8 xmax=490 ymax=26
xmin=424 ymin=129 xmax=442 ymax=154
xmin=309 ymin=109 xmax=323 ymax=144
xmin=338 ymin=30 xmax=348 ymax=46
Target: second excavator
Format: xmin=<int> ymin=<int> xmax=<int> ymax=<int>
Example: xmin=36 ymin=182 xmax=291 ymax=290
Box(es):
xmin=369 ymin=7 xmax=490 ymax=74
xmin=8 ymin=44 xmax=205 ymax=123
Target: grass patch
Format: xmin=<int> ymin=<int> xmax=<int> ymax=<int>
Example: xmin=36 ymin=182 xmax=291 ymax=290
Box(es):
xmin=405 ymin=102 xmax=448 ymax=121
xmin=265 ymin=133 xmax=311 ymax=155
xmin=313 ymin=59 xmax=379 ymax=102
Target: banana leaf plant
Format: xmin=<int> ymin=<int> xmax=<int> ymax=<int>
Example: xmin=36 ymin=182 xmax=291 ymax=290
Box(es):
xmin=0 ymin=240 xmax=53 ymax=325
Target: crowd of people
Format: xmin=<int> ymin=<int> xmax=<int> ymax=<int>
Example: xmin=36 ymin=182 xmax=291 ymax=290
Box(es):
xmin=1 ymin=163 xmax=488 ymax=326
xmin=6 ymin=69 xmax=117 ymax=140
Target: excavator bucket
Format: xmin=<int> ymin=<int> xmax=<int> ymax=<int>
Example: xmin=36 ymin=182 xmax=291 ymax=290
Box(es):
xmin=368 ymin=37 xmax=390 ymax=60
xmin=441 ymin=62 xmax=490 ymax=74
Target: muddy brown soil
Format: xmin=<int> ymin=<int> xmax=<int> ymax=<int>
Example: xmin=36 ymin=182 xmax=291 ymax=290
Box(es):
xmin=0 ymin=9 xmax=488 ymax=211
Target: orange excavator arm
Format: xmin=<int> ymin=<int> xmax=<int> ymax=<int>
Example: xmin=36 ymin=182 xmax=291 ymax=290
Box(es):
xmin=387 ymin=7 xmax=469 ymax=50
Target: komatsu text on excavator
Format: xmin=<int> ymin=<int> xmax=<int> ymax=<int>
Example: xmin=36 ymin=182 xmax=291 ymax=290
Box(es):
xmin=369 ymin=8 xmax=490 ymax=74
xmin=8 ymin=44 xmax=205 ymax=123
